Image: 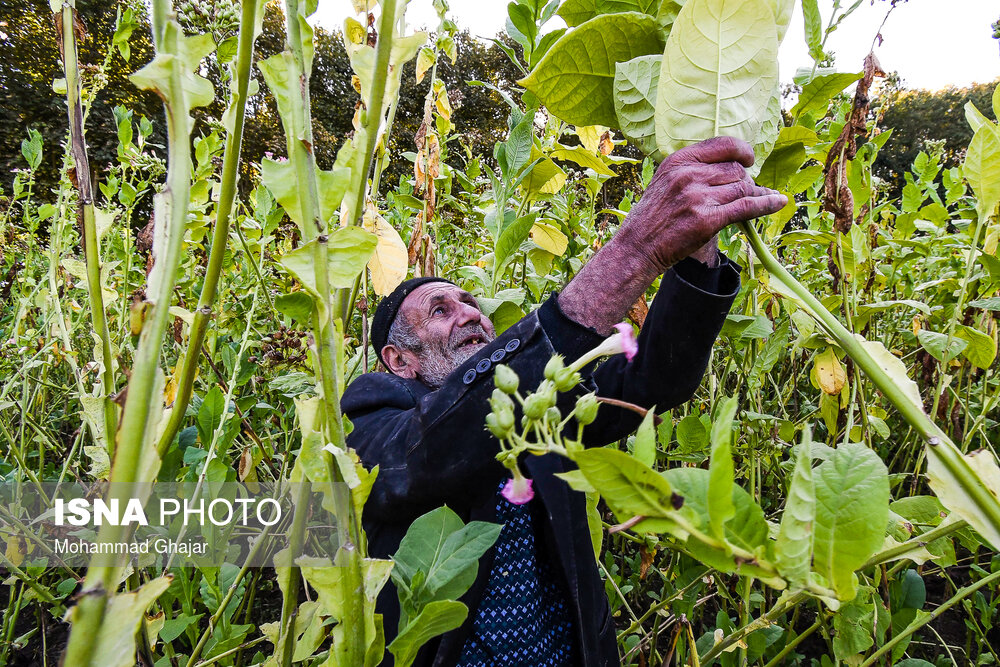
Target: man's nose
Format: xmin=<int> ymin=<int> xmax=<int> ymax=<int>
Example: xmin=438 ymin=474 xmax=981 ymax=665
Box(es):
xmin=455 ymin=301 xmax=483 ymax=327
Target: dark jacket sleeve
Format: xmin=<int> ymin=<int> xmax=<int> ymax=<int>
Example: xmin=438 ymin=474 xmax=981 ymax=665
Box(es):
xmin=537 ymin=256 xmax=741 ymax=445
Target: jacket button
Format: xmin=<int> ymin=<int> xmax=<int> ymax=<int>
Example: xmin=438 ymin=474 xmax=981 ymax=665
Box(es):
xmin=504 ymin=339 xmax=520 ymax=353
xmin=490 ymin=349 xmax=506 ymax=363
xmin=462 ymin=369 xmax=477 ymax=385
xmin=475 ymin=358 xmax=492 ymax=374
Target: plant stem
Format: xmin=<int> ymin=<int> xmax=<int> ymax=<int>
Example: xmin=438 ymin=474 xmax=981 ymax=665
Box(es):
xmin=700 ymin=590 xmax=808 ymax=664
xmin=858 ymin=568 xmax=1000 ymax=667
xmin=58 ymin=0 xmax=117 ymax=451
xmin=741 ymin=220 xmax=1000 ymax=541
xmin=859 ymin=519 xmax=968 ymax=570
xmin=761 ymin=617 xmax=823 ymax=667
xmin=156 ymin=0 xmax=261 ymax=456
xmin=62 ymin=6 xmax=199 ymax=665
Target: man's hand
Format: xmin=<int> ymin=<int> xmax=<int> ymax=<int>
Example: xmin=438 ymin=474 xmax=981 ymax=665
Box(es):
xmin=618 ymin=136 xmax=787 ymax=274
xmin=556 ymin=136 xmax=786 ymax=335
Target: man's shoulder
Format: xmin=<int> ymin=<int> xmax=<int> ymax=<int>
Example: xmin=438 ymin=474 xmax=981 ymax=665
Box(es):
xmin=342 ymin=372 xmax=428 ymax=415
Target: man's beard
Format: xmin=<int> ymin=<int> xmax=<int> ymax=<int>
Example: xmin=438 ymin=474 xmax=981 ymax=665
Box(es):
xmin=415 ymin=323 xmax=496 ymax=389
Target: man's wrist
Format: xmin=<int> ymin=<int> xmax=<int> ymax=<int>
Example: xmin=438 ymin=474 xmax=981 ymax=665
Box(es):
xmin=687 ymin=235 xmax=721 ymax=268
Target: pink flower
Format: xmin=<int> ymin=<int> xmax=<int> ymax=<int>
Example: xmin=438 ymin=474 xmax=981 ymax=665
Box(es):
xmin=501 ymin=471 xmax=534 ymax=505
xmin=613 ymin=322 xmax=638 ymax=362
xmin=568 ymin=321 xmax=640 ymax=373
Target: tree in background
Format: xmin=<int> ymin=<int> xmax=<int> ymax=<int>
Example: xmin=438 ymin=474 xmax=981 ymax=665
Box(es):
xmin=0 ymin=0 xmax=163 ymax=197
xmin=873 ymin=78 xmax=998 ymax=197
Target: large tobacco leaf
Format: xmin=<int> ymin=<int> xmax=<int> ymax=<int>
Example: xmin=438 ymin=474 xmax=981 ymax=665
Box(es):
xmin=614 ymin=54 xmax=662 ymax=156
xmin=557 ymin=0 xmax=661 ymax=27
xmin=812 ymin=443 xmax=889 ymax=600
xmin=520 ymin=13 xmax=665 ymax=128
xmin=655 ymin=0 xmax=779 ymax=157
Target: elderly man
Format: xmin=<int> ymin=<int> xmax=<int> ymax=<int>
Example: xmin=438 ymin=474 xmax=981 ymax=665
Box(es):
xmin=342 ymin=137 xmax=787 ymax=667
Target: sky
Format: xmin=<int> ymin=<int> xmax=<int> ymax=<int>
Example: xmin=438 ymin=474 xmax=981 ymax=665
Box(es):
xmin=313 ymin=0 xmax=1000 ymax=91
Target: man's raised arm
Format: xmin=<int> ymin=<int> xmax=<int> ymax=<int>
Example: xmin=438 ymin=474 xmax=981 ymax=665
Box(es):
xmin=557 ymin=136 xmax=787 ymax=334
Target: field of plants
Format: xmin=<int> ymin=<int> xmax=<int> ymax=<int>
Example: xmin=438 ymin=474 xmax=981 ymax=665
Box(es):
xmin=1 ymin=0 xmax=999 ymax=665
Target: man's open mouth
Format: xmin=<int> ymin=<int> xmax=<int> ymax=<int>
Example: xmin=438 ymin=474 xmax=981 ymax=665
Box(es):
xmin=456 ymin=334 xmax=486 ymax=349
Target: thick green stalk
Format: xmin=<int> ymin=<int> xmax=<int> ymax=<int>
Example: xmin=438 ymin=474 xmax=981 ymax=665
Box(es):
xmin=62 ymin=6 xmax=197 ymax=665
xmin=59 ymin=1 xmax=117 ymax=453
xmin=156 ymin=0 xmax=261 ymax=456
xmin=741 ymin=221 xmax=1000 ymax=539
xmin=339 ymin=0 xmax=400 ymax=323
xmin=859 ymin=519 xmax=968 ymax=570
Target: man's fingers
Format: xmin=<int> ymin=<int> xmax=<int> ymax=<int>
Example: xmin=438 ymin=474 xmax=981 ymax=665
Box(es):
xmin=715 ymin=192 xmax=789 ymax=224
xmin=714 ymin=180 xmax=777 ymax=202
xmin=705 ymin=161 xmax=748 ymax=186
xmin=671 ymin=136 xmax=756 ymax=167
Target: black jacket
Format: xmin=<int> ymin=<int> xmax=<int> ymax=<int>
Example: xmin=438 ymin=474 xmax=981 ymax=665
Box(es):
xmin=342 ymin=258 xmax=740 ymax=667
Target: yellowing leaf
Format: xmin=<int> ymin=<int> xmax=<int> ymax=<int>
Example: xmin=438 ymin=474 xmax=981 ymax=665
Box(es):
xmin=577 ymin=125 xmax=604 ymax=153
xmin=927 ymin=447 xmax=1000 ymax=549
xmin=279 ymin=228 xmax=377 ymax=296
xmin=550 ymin=146 xmax=615 ymax=176
xmin=363 ymin=205 xmax=408 ymax=296
xmin=814 ymin=347 xmax=846 ymax=395
xmin=656 ymin=0 xmax=779 ymax=155
xmin=416 ymin=46 xmax=435 ymax=83
xmin=521 ymin=148 xmax=567 ymax=197
xmin=530 ymin=222 xmax=569 ymax=256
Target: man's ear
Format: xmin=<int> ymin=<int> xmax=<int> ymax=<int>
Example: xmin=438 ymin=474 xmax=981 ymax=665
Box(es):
xmin=382 ymin=344 xmax=420 ymax=379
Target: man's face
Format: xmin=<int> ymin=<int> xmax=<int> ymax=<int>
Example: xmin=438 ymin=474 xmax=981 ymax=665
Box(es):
xmin=385 ymin=283 xmax=497 ymax=387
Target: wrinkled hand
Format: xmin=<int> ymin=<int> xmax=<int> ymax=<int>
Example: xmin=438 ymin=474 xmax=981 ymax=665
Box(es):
xmin=619 ymin=136 xmax=787 ymax=273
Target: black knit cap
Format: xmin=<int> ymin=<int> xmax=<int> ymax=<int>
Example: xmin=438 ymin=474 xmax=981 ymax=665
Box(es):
xmin=371 ymin=276 xmax=454 ymax=365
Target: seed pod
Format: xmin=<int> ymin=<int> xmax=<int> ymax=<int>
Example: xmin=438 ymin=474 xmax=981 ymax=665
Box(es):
xmin=494 ymin=364 xmax=519 ymax=394
xmin=574 ymin=393 xmax=600 ymax=426
xmin=544 ymin=406 xmax=561 ymax=424
xmin=554 ymin=367 xmax=580 ymax=393
xmin=544 ymin=355 xmax=565 ymax=381
xmin=523 ymin=393 xmax=549 ymax=421
xmin=490 ymin=388 xmax=514 ymax=414
xmin=486 ymin=413 xmax=512 ymax=439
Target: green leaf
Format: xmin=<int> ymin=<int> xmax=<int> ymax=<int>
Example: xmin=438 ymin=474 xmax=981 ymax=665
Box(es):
xmin=655 ymin=0 xmax=778 ymax=156
xmin=197 ymin=386 xmax=226 ymax=445
xmin=756 ymin=141 xmax=807 ymax=190
xmin=557 ymin=0 xmax=661 ymax=27
xmin=675 ymin=413 xmax=708 ymax=453
xmin=969 ymin=296 xmax=1000 ymax=311
xmin=955 ymin=324 xmax=997 ymax=369
xmin=965 ymin=101 xmax=991 ymax=134
xmin=521 ymin=148 xmax=567 ymax=197
xmin=505 ymin=108 xmax=536 ymax=175
xmin=631 ymin=408 xmax=657 ymax=468
xmin=494 ymin=213 xmax=537 ymax=276
xmin=550 ymin=146 xmax=616 ymax=177
xmin=392 ymin=507 xmax=501 ymax=609
xmin=613 ymin=54 xmax=661 ymax=155
xmin=707 ymin=395 xmax=739 ymax=540
xmin=832 ymin=586 xmax=876 ymax=659
xmin=90 ymin=577 xmax=172 ymax=667
xmin=274 ymin=292 xmax=315 ymax=324
xmin=130 ymin=26 xmax=215 ymax=114
xmin=813 ymin=443 xmax=889 ymax=600
xmin=776 ymin=437 xmax=815 ymax=588
xmin=916 ymin=329 xmax=968 ymax=364
xmin=571 ymin=448 xmax=679 ymax=532
xmin=519 ymin=13 xmax=665 ymax=127
xmin=801 ymin=0 xmax=823 ymax=61
xmin=261 ymin=158 xmax=351 ymax=233
xmin=279 ymin=228 xmax=378 ymax=295
xmin=964 ymin=124 xmax=1000 ymax=218
xmin=388 ymin=600 xmax=468 ymax=667
xmin=664 ymin=467 xmax=777 ymax=584
xmin=791 ymin=72 xmax=862 ymax=119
